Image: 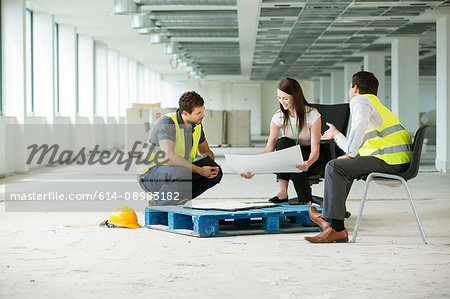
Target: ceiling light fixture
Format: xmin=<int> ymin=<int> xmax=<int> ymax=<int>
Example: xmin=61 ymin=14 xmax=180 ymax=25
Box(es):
xmin=131 ymin=14 xmax=156 ymax=29
xmin=149 ymin=34 xmax=170 ymax=44
xmin=113 ymin=0 xmax=140 ymax=15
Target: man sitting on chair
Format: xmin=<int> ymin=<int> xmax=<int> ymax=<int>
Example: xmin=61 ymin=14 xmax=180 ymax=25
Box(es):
xmin=305 ymin=71 xmax=412 ymax=243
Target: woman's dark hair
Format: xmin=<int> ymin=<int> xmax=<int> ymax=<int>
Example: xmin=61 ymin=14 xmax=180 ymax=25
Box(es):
xmin=277 ymin=77 xmax=313 ymax=132
xmin=351 ymin=71 xmax=378 ymax=95
xmin=179 ymin=91 xmax=204 ymax=114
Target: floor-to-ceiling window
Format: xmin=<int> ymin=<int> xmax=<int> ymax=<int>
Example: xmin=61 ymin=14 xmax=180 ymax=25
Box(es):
xmin=54 ymin=22 xmax=60 ymax=114
xmin=25 ymin=8 xmax=34 ymax=115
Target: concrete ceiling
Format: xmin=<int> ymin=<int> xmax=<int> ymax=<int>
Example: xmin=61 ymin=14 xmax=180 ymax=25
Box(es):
xmin=27 ymin=0 xmax=450 ymax=82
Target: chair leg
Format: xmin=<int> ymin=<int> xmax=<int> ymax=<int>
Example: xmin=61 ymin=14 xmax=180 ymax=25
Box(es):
xmin=401 ymin=179 xmax=427 ymax=244
xmin=351 ymin=176 xmax=372 ymax=243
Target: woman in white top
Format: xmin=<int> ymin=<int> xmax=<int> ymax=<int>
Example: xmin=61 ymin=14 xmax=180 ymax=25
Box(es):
xmin=242 ymin=78 xmax=322 ymax=205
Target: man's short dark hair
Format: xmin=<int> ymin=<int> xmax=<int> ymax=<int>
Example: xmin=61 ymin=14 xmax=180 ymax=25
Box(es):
xmin=179 ymin=91 xmax=204 ymax=114
xmin=352 ymin=71 xmax=379 ymax=95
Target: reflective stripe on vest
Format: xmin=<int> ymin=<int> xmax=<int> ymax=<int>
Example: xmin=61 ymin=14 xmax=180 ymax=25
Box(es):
xmin=138 ymin=112 xmax=201 ymax=174
xmin=357 ymin=94 xmax=412 ymax=165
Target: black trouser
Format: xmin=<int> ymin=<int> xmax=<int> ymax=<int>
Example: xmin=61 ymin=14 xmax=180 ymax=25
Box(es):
xmin=322 ymin=156 xmax=408 ymax=221
xmin=139 ymin=160 xmax=223 ymax=206
xmin=274 ymin=137 xmax=314 ymax=204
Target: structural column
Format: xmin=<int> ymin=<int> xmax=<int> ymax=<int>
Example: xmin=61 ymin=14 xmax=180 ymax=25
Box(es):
xmin=436 ymin=14 xmax=450 ymax=172
xmin=364 ymin=52 xmax=386 ymax=103
xmin=319 ymin=76 xmax=331 ymax=104
xmin=344 ymin=62 xmax=362 ymax=102
xmin=2 ymin=0 xmax=27 ymax=173
xmin=2 ymin=0 xmax=26 ymax=120
xmin=330 ymin=69 xmax=344 ymax=103
xmin=391 ymin=37 xmax=419 ymax=134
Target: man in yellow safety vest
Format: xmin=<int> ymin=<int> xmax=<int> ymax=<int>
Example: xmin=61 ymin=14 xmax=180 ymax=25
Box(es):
xmin=305 ymin=71 xmax=412 ymax=243
xmin=138 ymin=91 xmax=222 ymax=206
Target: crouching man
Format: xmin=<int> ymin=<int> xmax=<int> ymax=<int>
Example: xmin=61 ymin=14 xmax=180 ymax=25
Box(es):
xmin=138 ymin=91 xmax=222 ymax=206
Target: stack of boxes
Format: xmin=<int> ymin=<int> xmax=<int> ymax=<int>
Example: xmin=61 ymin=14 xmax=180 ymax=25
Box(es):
xmin=126 ymin=104 xmax=252 ymax=151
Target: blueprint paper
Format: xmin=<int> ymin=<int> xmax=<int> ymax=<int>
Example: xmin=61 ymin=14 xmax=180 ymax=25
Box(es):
xmin=225 ymin=146 xmax=304 ymax=174
xmin=186 ymin=200 xmax=279 ymax=211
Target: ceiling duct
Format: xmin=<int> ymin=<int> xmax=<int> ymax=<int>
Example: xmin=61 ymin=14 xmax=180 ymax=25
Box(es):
xmin=149 ymin=11 xmax=236 ymax=22
xmin=113 ymin=0 xmax=141 ymax=15
xmin=134 ymin=0 xmax=236 ymax=5
xmin=149 ymin=34 xmax=170 ymax=44
xmin=131 ymin=14 xmax=156 ymax=28
xmin=167 ymin=29 xmax=238 ymax=38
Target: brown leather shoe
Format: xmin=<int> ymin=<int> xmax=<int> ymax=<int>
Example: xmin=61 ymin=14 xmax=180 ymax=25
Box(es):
xmin=304 ymin=227 xmax=348 ymax=243
xmin=308 ymin=206 xmax=330 ymax=231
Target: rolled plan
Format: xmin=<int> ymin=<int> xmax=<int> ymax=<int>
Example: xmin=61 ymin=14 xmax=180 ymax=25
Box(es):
xmin=225 ymin=145 xmax=304 ymax=174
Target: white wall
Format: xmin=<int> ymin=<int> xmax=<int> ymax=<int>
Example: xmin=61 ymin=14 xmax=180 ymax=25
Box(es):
xmin=418 ymin=77 xmax=437 ymax=113
xmin=162 ymin=81 xmax=266 ymax=135
xmin=260 ymin=82 xmax=279 ymax=135
xmin=107 ymin=49 xmax=119 ymax=119
xmin=385 ymin=76 xmax=436 ymax=114
xmin=119 ymin=54 xmax=129 ymax=117
xmin=299 ymin=80 xmax=316 ymax=103
xmin=128 ymin=59 xmax=137 ymax=103
xmin=94 ymin=42 xmax=108 ymax=118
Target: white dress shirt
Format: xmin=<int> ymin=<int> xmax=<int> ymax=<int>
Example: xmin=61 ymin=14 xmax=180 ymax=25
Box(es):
xmin=271 ymin=107 xmax=321 ymax=146
xmin=334 ymin=95 xmax=383 ymax=157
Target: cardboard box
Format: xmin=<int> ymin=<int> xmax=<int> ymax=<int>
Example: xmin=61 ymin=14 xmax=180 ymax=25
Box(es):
xmin=125 ymin=108 xmax=151 ymax=156
xmin=148 ymin=108 xmax=177 ymax=124
xmin=125 ymin=107 xmax=177 ymax=156
xmin=202 ymin=110 xmax=226 ymax=146
xmin=131 ymin=103 xmax=161 ymax=109
xmin=226 ymin=110 xmax=251 ymax=147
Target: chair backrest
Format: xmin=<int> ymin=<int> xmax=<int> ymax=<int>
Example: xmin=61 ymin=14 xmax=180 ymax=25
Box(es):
xmin=399 ymin=125 xmax=428 ymax=181
xmin=312 ymin=103 xmax=350 ymax=135
xmin=312 ymin=103 xmax=350 ymax=157
xmin=307 ymin=103 xmax=350 ymax=178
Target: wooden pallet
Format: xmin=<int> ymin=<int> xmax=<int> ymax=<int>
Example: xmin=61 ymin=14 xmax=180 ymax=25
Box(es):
xmin=145 ymin=204 xmax=320 ymax=237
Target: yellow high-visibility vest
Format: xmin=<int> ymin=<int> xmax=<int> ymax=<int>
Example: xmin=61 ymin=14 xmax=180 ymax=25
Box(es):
xmin=138 ymin=112 xmax=201 ymax=174
xmin=357 ymin=94 xmax=412 ymax=165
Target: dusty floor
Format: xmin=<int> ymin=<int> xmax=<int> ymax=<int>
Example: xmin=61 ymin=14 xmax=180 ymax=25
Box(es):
xmin=1 ymin=147 xmax=450 ymax=298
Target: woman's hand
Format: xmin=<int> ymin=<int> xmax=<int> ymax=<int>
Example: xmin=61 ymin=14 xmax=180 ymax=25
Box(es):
xmin=296 ymin=161 xmax=310 ymax=172
xmin=240 ymin=172 xmax=255 ymax=179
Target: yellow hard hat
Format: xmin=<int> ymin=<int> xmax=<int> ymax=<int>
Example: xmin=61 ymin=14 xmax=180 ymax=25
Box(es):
xmin=108 ymin=206 xmax=141 ymax=229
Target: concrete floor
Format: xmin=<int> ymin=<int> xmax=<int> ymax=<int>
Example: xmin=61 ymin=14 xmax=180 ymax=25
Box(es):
xmin=1 ymin=145 xmax=449 ymax=298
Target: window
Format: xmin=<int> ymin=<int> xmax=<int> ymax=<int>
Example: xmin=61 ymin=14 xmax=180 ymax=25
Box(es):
xmin=25 ymin=9 xmax=34 ymax=114
xmin=0 ymin=2 xmax=2 ymax=115
xmin=76 ymin=34 xmax=79 ymax=114
xmin=54 ymin=22 xmax=59 ymax=114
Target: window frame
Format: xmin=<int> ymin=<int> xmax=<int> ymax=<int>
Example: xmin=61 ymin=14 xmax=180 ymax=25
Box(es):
xmin=54 ymin=22 xmax=60 ymax=114
xmin=26 ymin=8 xmax=34 ymax=115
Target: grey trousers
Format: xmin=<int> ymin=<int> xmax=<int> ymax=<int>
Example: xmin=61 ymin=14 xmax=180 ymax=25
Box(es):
xmin=322 ymin=156 xmax=409 ymax=221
